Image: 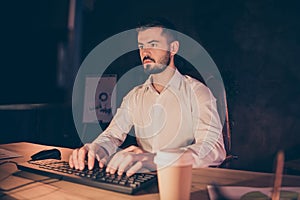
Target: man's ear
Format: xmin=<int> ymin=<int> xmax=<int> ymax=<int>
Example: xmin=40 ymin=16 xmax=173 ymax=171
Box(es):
xmin=170 ymin=40 xmax=179 ymax=55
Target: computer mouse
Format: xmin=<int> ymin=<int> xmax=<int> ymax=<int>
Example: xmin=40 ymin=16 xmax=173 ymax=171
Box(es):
xmin=31 ymin=148 xmax=61 ymax=161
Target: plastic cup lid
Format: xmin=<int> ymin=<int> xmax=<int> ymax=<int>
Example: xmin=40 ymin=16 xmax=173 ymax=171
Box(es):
xmin=154 ymin=148 xmax=194 ymax=170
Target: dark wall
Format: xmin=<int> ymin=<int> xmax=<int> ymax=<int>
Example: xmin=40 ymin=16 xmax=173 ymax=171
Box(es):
xmin=81 ymin=0 xmax=300 ymax=172
xmin=0 ymin=0 xmax=69 ymax=104
xmin=0 ymin=104 xmax=81 ymax=148
xmin=1 ymin=0 xmax=300 ymax=173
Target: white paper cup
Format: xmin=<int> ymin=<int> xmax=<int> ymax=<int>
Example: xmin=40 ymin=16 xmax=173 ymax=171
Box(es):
xmin=154 ymin=149 xmax=194 ymax=200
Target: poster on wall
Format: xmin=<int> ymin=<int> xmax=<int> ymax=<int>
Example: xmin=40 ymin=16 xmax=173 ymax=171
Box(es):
xmin=83 ymin=74 xmax=117 ymax=123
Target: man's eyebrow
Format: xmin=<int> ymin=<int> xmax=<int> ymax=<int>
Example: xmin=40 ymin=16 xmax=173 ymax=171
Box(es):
xmin=147 ymin=40 xmax=159 ymax=44
xmin=138 ymin=40 xmax=160 ymax=45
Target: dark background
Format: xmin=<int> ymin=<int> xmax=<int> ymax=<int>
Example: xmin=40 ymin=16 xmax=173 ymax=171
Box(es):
xmin=0 ymin=0 xmax=300 ymax=174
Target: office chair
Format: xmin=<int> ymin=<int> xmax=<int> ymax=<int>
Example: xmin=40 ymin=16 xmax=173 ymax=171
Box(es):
xmin=206 ymin=76 xmax=238 ymax=168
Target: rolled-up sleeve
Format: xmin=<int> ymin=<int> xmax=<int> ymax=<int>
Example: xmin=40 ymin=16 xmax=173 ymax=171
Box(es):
xmin=92 ymin=91 xmax=134 ymax=156
xmin=186 ymin=83 xmax=226 ymax=167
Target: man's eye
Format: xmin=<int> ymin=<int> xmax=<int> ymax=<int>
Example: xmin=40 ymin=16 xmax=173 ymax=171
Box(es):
xmin=138 ymin=45 xmax=144 ymax=49
xmin=151 ymin=43 xmax=158 ymax=47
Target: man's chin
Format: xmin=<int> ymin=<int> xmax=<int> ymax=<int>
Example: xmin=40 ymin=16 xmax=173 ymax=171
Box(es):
xmin=144 ymin=65 xmax=167 ymax=75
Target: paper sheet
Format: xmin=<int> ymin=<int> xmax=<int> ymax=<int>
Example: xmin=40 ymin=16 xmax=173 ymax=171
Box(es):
xmin=207 ymin=185 xmax=300 ymax=200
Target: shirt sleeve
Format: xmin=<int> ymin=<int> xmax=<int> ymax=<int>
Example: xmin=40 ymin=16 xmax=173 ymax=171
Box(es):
xmin=186 ymin=83 xmax=226 ymax=167
xmin=92 ymin=90 xmax=135 ymax=156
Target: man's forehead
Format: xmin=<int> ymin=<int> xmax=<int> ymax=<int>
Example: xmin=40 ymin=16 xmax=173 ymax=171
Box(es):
xmin=137 ymin=27 xmax=166 ymax=42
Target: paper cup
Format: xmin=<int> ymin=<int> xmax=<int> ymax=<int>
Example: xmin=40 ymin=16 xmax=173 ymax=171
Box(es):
xmin=154 ymin=149 xmax=194 ymax=200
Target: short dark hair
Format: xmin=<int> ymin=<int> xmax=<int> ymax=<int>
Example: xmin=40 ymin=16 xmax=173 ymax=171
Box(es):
xmin=136 ymin=17 xmax=178 ymax=42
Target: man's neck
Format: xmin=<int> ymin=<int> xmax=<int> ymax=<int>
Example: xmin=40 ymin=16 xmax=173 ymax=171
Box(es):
xmin=151 ymin=66 xmax=176 ymax=94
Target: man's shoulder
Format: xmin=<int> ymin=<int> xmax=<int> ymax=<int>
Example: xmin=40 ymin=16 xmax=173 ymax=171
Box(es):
xmin=181 ymin=74 xmax=207 ymax=89
xmin=181 ymin=74 xmax=216 ymax=101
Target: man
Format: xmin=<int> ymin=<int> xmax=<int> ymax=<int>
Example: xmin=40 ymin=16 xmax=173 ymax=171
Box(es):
xmin=69 ymin=18 xmax=226 ymax=176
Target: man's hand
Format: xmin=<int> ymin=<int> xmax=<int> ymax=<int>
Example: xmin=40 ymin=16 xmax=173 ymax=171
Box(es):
xmin=69 ymin=143 xmax=109 ymax=170
xmin=106 ymin=145 xmax=156 ymax=177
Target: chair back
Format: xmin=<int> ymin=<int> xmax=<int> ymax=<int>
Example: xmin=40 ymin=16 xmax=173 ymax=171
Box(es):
xmin=206 ymin=76 xmax=231 ymax=154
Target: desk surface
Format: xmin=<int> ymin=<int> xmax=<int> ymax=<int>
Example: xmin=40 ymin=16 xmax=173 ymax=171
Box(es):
xmin=1 ymin=142 xmax=300 ymax=200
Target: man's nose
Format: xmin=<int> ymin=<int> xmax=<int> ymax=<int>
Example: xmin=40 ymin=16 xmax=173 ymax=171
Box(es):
xmin=140 ymin=48 xmax=151 ymax=57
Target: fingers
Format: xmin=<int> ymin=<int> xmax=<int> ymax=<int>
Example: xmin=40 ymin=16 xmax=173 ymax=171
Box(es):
xmin=69 ymin=152 xmax=74 ymax=168
xmin=78 ymin=147 xmax=87 ymax=170
xmin=106 ymin=152 xmax=127 ymax=175
xmin=69 ymin=144 xmax=148 ymax=176
xmin=87 ymin=151 xmax=95 ymax=170
xmin=68 ymin=144 xmax=93 ymax=170
xmin=106 ymin=152 xmax=134 ymax=175
xmin=106 ymin=151 xmax=145 ymax=176
xmin=98 ymin=156 xmax=108 ymax=168
xmin=126 ymin=161 xmax=143 ymax=177
xmin=106 ymin=146 xmax=138 ymax=175
xmin=115 ymin=155 xmax=134 ymax=176
xmin=88 ymin=148 xmax=108 ymax=169
xmin=72 ymin=149 xmax=81 ymax=169
xmin=69 ymin=147 xmax=87 ymax=170
xmin=69 ymin=144 xmax=110 ymax=170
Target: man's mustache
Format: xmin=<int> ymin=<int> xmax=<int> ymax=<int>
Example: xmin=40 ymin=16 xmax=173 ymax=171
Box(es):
xmin=143 ymin=56 xmax=155 ymax=63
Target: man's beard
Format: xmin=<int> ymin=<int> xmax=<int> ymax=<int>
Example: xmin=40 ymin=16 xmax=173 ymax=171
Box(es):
xmin=143 ymin=52 xmax=171 ymax=75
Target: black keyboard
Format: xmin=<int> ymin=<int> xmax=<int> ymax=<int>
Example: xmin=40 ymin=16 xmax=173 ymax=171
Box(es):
xmin=17 ymin=159 xmax=157 ymax=194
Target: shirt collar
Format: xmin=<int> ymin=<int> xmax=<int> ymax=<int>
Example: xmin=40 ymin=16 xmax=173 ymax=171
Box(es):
xmin=144 ymin=69 xmax=183 ymax=91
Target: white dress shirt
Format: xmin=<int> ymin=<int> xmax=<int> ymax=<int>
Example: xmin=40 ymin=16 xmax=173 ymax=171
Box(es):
xmin=93 ymin=69 xmax=226 ymax=167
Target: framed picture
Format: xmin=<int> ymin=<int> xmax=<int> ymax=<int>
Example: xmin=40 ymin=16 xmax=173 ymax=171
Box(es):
xmin=82 ymin=74 xmax=117 ymax=123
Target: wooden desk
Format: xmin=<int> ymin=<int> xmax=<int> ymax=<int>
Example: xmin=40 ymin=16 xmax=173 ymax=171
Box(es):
xmin=1 ymin=142 xmax=300 ymax=199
